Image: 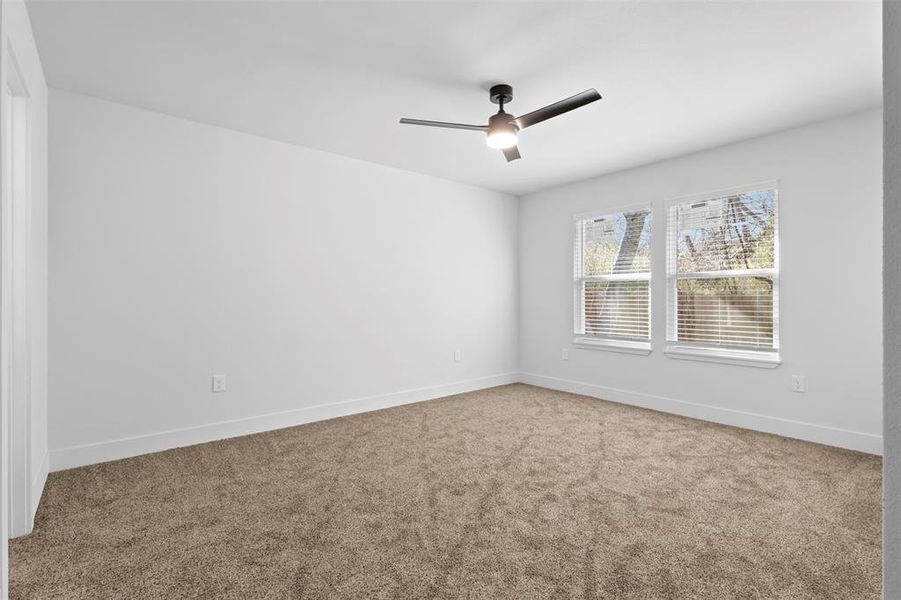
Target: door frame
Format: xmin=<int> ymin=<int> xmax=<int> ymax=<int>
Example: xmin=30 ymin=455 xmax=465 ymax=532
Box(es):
xmin=4 ymin=41 xmax=30 ymax=541
xmin=1 ymin=20 xmax=36 ymax=596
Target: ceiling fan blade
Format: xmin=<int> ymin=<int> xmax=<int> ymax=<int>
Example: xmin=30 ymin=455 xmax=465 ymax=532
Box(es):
xmin=514 ymin=89 xmax=601 ymax=130
xmin=400 ymin=118 xmax=487 ymax=132
xmin=502 ymin=145 xmax=521 ymax=162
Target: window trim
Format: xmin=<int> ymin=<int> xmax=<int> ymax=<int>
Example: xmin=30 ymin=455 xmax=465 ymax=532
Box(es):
xmin=573 ymin=204 xmax=653 ymax=353
xmin=664 ymin=181 xmax=781 ymax=366
xmin=664 ymin=344 xmax=781 ymax=368
xmin=575 ymin=337 xmax=652 ymax=355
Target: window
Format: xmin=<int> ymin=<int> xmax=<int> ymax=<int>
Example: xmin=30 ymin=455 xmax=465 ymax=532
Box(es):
xmin=665 ymin=184 xmax=779 ymax=367
xmin=573 ymin=207 xmax=652 ymax=353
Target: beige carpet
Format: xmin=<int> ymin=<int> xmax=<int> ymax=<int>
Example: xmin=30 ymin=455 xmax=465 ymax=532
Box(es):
xmin=10 ymin=384 xmax=881 ymax=599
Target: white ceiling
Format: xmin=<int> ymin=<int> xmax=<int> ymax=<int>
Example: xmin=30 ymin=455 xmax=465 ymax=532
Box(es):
xmin=27 ymin=1 xmax=882 ymax=196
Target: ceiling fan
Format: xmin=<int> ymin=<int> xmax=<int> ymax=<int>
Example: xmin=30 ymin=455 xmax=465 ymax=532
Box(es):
xmin=399 ymin=84 xmax=601 ymax=162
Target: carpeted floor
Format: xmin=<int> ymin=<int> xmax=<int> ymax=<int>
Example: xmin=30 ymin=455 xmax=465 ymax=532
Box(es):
xmin=10 ymin=384 xmax=882 ymax=599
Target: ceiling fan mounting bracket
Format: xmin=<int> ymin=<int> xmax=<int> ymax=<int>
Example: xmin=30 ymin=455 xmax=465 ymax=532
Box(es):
xmin=489 ymin=84 xmax=513 ymax=106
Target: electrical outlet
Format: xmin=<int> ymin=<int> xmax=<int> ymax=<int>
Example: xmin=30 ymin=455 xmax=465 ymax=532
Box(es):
xmin=562 ymin=348 xmax=569 ymax=360
xmin=454 ymin=349 xmax=462 ymax=362
xmin=791 ymin=375 xmax=805 ymax=393
xmin=212 ymin=374 xmax=227 ymax=393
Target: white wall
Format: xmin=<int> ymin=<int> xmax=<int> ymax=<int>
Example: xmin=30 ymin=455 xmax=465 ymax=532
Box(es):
xmin=48 ymin=90 xmax=884 ymax=466
xmin=48 ymin=90 xmax=518 ymax=470
xmin=1 ymin=0 xmax=48 ymax=545
xmin=520 ymin=109 xmax=883 ymax=454
xmin=884 ymin=0 xmax=900 ymax=594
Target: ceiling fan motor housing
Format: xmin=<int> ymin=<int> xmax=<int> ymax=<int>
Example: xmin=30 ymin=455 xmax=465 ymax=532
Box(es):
xmin=488 ymin=111 xmax=518 ymax=132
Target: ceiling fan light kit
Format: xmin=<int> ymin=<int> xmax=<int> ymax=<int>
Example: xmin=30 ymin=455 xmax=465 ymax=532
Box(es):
xmin=400 ymin=83 xmax=601 ymax=162
xmin=486 ymin=113 xmax=519 ymax=149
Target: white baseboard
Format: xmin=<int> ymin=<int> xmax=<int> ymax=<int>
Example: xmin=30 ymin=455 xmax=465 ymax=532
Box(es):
xmin=48 ymin=370 xmax=880 ymax=472
xmin=30 ymin=451 xmax=49 ymax=523
xmin=519 ymin=372 xmax=883 ymax=455
xmin=49 ymin=372 xmax=519 ymax=472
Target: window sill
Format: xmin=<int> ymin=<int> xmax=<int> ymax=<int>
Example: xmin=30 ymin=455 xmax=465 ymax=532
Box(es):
xmin=664 ymin=345 xmax=781 ymax=368
xmin=573 ymin=337 xmax=652 ymax=355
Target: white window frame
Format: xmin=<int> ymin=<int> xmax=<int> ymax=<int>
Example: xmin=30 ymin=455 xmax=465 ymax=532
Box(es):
xmin=573 ymin=204 xmax=652 ymax=355
xmin=664 ymin=181 xmax=781 ymax=368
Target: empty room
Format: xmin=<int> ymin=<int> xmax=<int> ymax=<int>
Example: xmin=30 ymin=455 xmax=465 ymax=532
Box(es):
xmin=1 ymin=0 xmax=900 ymax=598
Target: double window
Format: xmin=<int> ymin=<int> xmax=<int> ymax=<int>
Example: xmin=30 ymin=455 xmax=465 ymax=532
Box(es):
xmin=573 ymin=207 xmax=652 ymax=353
xmin=573 ymin=183 xmax=780 ymax=367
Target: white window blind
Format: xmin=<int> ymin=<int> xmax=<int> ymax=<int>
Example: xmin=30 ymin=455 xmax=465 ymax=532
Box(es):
xmin=574 ymin=208 xmax=652 ymax=344
xmin=666 ymin=185 xmax=779 ymax=355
